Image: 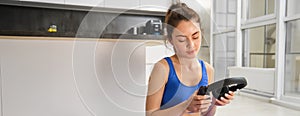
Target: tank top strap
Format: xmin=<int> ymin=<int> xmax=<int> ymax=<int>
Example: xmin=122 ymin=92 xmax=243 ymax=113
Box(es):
xmin=164 ymin=57 xmax=175 ymax=79
xmin=198 ymin=60 xmax=208 ymax=87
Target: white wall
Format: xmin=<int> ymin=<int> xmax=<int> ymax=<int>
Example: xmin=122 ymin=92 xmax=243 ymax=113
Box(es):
xmin=228 ymin=67 xmax=275 ymax=94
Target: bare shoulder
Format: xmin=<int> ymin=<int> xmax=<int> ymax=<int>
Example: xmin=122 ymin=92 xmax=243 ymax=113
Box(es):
xmin=147 ymin=58 xmax=169 ymax=96
xmin=148 ymin=58 xmax=169 ymax=85
xmin=152 ymin=59 xmax=169 ymax=76
xmin=154 ymin=58 xmax=169 ymax=70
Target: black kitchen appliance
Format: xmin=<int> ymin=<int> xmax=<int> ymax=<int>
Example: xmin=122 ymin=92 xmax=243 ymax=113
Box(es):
xmin=145 ymin=19 xmax=162 ymax=35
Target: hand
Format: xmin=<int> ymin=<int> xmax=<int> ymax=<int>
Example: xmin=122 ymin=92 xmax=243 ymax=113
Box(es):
xmin=187 ymin=95 xmax=212 ymax=113
xmin=215 ymin=91 xmax=234 ymax=106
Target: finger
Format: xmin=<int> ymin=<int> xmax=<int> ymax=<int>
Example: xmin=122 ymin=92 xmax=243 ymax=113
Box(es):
xmin=200 ymin=103 xmax=211 ymax=109
xmin=195 ymin=101 xmax=209 ymax=106
xmin=193 ymin=96 xmax=203 ymax=101
xmin=194 ymin=95 xmax=211 ymax=101
xmin=220 ymin=97 xmax=230 ymax=104
xmin=192 ymin=100 xmax=202 ymax=106
xmin=215 ymin=98 xmax=226 ymax=106
xmin=194 ymin=100 xmax=212 ymax=109
xmin=194 ymin=99 xmax=211 ymax=106
xmin=228 ymin=91 xmax=235 ymax=96
xmin=204 ymin=95 xmax=211 ymax=99
xmin=195 ymin=101 xmax=211 ymax=107
xmin=225 ymin=93 xmax=234 ymax=100
xmin=200 ymin=105 xmax=210 ymax=110
xmin=201 ymin=99 xmax=212 ymax=104
xmin=200 ymin=106 xmax=210 ymax=113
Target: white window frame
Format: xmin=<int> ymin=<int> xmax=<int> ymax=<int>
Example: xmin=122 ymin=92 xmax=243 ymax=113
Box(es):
xmin=212 ymin=0 xmax=300 ymax=110
xmin=211 ymin=0 xmax=238 ymax=77
xmin=241 ymin=0 xmax=277 ymax=68
xmin=277 ymin=0 xmax=300 ymax=108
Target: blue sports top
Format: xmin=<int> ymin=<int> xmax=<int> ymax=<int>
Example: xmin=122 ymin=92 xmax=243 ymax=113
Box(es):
xmin=160 ymin=57 xmax=208 ymax=109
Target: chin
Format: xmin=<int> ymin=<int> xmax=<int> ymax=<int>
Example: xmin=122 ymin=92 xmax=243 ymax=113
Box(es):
xmin=185 ymin=54 xmax=197 ymax=59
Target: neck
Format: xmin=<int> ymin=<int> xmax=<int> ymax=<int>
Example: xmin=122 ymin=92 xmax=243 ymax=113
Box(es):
xmin=173 ymin=55 xmax=198 ymax=66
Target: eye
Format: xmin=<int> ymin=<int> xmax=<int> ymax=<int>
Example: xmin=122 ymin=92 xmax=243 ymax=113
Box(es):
xmin=192 ymin=32 xmax=200 ymax=40
xmin=178 ymin=39 xmax=185 ymax=42
xmin=176 ymin=37 xmax=186 ymax=42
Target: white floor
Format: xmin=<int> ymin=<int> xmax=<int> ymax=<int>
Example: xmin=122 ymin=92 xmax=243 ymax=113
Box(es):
xmin=215 ymin=94 xmax=300 ymax=116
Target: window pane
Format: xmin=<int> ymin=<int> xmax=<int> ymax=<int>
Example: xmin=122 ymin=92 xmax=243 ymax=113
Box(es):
xmin=286 ymin=0 xmax=300 ymax=16
xmin=247 ymin=0 xmax=275 ymax=19
xmin=213 ymin=0 xmax=237 ymax=32
xmin=267 ymin=0 xmax=275 ymax=14
xmin=285 ymin=20 xmax=300 ymax=97
xmin=228 ymin=0 xmax=237 ymax=13
xmin=287 ymin=20 xmax=300 ymax=53
xmin=213 ymin=32 xmax=236 ymax=80
xmin=243 ymin=24 xmax=276 ymax=68
xmin=285 ymin=54 xmax=300 ymax=97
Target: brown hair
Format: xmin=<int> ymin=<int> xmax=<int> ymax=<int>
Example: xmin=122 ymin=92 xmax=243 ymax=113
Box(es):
xmin=164 ymin=3 xmax=202 ymax=41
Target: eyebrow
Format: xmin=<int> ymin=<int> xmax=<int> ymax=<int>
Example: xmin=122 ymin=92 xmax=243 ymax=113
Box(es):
xmin=175 ymin=31 xmax=200 ymax=37
xmin=175 ymin=35 xmax=187 ymax=38
xmin=192 ymin=31 xmax=200 ymax=36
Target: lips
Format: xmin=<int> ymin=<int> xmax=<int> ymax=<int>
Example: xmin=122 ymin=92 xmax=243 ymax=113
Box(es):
xmin=187 ymin=50 xmax=195 ymax=54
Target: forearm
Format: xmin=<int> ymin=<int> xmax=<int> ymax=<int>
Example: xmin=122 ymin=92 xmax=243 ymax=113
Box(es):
xmin=204 ymin=105 xmax=216 ymax=116
xmin=183 ymin=105 xmax=216 ymax=116
xmin=146 ymin=98 xmax=192 ymax=116
xmin=182 ymin=111 xmax=202 ymax=116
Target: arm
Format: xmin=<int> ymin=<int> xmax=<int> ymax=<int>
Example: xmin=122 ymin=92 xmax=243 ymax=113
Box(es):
xmin=146 ymin=60 xmax=200 ymax=116
xmin=203 ymin=62 xmax=235 ymax=116
xmin=203 ymin=62 xmax=217 ymax=116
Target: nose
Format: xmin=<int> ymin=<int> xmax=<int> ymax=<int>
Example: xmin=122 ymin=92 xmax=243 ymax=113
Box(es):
xmin=186 ymin=38 xmax=194 ymax=49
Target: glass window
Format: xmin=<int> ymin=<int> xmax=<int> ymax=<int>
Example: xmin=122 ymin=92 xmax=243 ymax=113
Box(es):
xmin=247 ymin=0 xmax=275 ymax=19
xmin=287 ymin=21 xmax=300 ymax=53
xmin=286 ymin=0 xmax=300 ymax=16
xmin=243 ymin=24 xmax=276 ymax=68
xmin=285 ymin=20 xmax=300 ymax=97
xmin=213 ymin=32 xmax=236 ymax=80
xmin=213 ymin=0 xmax=237 ymax=32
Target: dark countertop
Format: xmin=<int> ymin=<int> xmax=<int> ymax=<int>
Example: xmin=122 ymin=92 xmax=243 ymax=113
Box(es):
xmin=100 ymin=33 xmax=165 ymax=40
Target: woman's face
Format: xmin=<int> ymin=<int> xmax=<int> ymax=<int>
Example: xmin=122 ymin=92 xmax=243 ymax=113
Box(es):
xmin=170 ymin=20 xmax=201 ymax=59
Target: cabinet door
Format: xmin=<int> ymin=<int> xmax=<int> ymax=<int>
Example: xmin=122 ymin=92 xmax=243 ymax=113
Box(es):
xmin=20 ymin=0 xmax=64 ymax=4
xmin=105 ymin=0 xmax=139 ymax=10
xmin=145 ymin=44 xmax=174 ymax=83
xmin=0 ymin=39 xmax=92 ymax=116
xmin=0 ymin=38 xmax=147 ymax=116
xmin=140 ymin=0 xmax=171 ymax=12
xmin=65 ymin=0 xmax=104 ymax=7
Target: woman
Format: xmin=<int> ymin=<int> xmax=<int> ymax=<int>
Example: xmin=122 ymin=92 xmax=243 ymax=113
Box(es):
xmin=146 ymin=3 xmax=234 ymax=116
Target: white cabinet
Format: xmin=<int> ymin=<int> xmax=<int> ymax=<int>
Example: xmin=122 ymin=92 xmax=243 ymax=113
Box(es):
xmin=0 ymin=39 xmax=91 ymax=116
xmin=140 ymin=0 xmax=172 ymax=12
xmin=0 ymin=37 xmax=146 ymax=116
xmin=19 ymin=0 xmax=172 ymax=12
xmin=20 ymin=0 xmax=64 ymax=4
xmin=65 ymin=0 xmax=104 ymax=7
xmin=20 ymin=0 xmax=105 ymax=7
xmin=104 ymin=0 xmax=171 ymax=11
xmin=104 ymin=0 xmax=140 ymax=10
